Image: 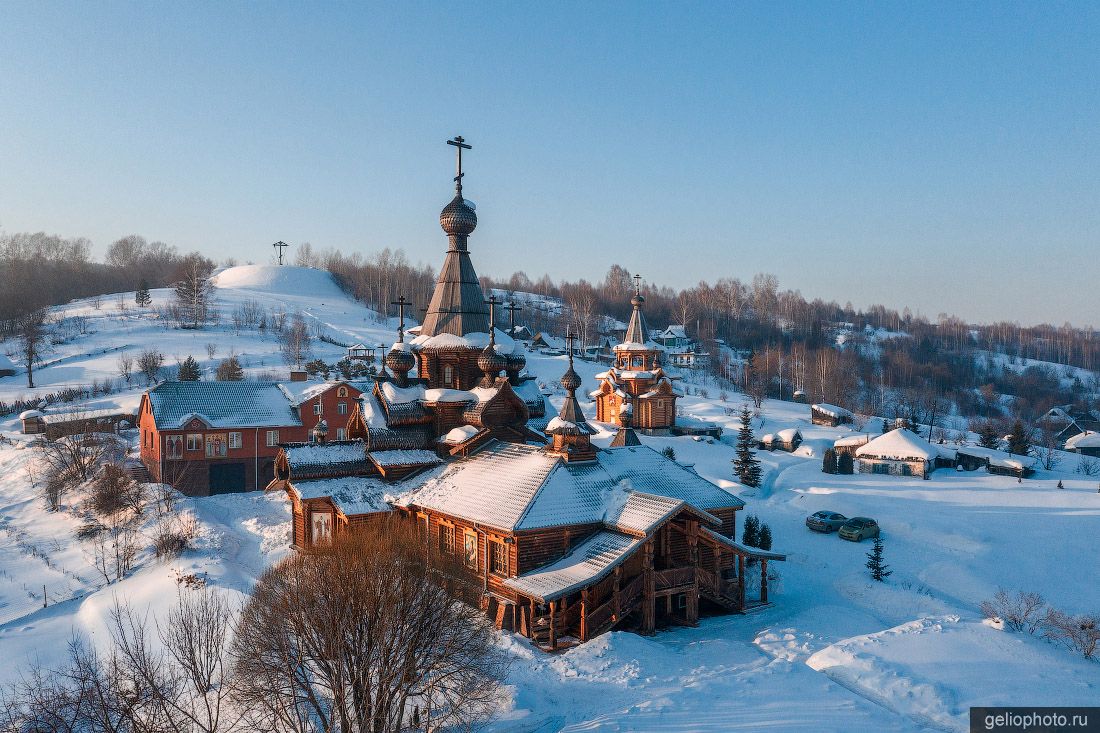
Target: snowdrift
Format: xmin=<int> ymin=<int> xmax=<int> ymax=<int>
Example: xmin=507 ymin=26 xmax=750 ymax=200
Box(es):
xmin=210 ymin=265 xmax=347 ymax=300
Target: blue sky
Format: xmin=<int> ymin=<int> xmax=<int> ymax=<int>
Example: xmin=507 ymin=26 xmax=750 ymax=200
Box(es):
xmin=1 ymin=2 xmax=1097 ymax=326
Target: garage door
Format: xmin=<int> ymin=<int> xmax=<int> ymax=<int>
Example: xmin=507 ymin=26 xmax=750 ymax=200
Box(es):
xmin=208 ymin=463 xmax=246 ymax=495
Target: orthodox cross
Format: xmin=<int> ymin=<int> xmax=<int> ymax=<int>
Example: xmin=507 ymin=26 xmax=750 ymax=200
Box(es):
xmin=504 ymin=300 xmax=522 ymax=332
xmin=391 ymin=296 xmax=411 ymax=343
xmin=375 ymin=342 xmax=389 ymax=377
xmin=633 ymin=273 xmax=642 ymax=296
xmin=273 ymin=240 xmax=289 ymax=266
xmin=485 ymin=295 xmax=501 ymax=345
xmin=565 ymin=331 xmax=577 ymax=362
xmin=447 ymin=135 xmax=472 ymax=194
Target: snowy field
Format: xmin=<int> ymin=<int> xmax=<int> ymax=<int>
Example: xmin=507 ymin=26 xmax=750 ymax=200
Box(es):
xmin=1 ymin=266 xmax=1099 ymax=732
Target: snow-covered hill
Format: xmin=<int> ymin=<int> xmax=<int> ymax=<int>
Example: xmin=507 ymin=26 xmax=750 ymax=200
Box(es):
xmin=1 ymin=270 xmax=1099 ymax=732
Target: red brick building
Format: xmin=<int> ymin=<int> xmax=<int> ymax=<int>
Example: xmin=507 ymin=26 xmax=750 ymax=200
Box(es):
xmin=138 ymin=379 xmax=365 ymax=495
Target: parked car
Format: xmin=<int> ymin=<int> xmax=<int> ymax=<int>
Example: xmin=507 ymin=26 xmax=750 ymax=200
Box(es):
xmin=805 ymin=511 xmax=848 ymax=533
xmin=838 ymin=517 xmax=880 ymax=542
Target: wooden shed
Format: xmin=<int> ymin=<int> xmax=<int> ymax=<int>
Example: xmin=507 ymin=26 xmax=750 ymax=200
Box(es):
xmin=811 ymin=403 xmax=853 ymax=427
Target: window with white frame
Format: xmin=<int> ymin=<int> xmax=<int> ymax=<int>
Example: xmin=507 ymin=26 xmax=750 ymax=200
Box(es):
xmin=266 ymin=430 xmax=279 ymax=447
xmin=337 ymin=402 xmax=347 ymax=415
xmin=313 ymin=403 xmax=323 ymax=415
xmin=186 ymin=433 xmax=202 ymax=451
xmin=228 ymin=432 xmax=242 ymax=449
xmin=336 ymin=427 xmax=346 ymax=441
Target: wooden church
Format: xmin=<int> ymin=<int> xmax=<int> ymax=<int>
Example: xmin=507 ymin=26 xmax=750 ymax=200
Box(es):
xmin=591 ymin=278 xmax=681 ymax=432
xmin=268 ymin=138 xmax=784 ymax=651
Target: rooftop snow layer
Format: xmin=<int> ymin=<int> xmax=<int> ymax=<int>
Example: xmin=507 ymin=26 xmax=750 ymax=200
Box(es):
xmin=856 ymin=429 xmax=937 ymax=461
xmin=502 ymin=530 xmax=641 ymax=602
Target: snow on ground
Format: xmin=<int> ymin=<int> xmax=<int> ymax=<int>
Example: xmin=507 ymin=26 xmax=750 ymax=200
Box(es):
xmin=1 ymin=271 xmax=1099 ymax=732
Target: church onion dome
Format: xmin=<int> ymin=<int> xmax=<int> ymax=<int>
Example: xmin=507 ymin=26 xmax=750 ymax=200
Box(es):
xmin=440 ymin=194 xmax=477 ymax=237
xmin=631 ymin=292 xmax=645 ymax=308
xmin=385 ymin=344 xmax=416 ymax=375
xmin=478 ymin=343 xmax=508 ymax=376
xmin=560 ymin=365 xmax=582 ymax=392
xmin=505 ymin=350 xmax=526 ymax=373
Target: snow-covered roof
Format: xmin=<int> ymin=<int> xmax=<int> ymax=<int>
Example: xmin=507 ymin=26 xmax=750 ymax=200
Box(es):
xmin=277 ymin=380 xmax=353 ymax=407
xmin=1066 ymin=431 xmax=1100 ymax=450
xmin=0 ymin=353 xmax=17 ymax=372
xmin=762 ymin=428 xmax=801 ymax=444
xmin=812 ymin=403 xmax=853 ymax=419
xmin=290 ymin=476 xmax=393 ymax=516
xmin=502 ymin=530 xmax=642 ymax=602
xmin=955 ymin=445 xmax=1039 ymax=469
xmin=441 ymin=425 xmax=481 ymax=444
xmin=400 ymin=442 xmax=742 ymax=534
xmin=700 ymin=526 xmax=787 ymax=560
xmin=369 ymin=449 xmax=442 ymax=468
xmin=148 ymin=381 xmax=299 ymax=429
xmin=19 ymin=409 xmax=43 ymax=419
xmin=855 ymin=429 xmax=937 ymax=461
xmin=412 ymin=328 xmax=516 ymax=353
xmin=33 ymin=407 xmax=135 ymax=424
xmin=834 ymin=434 xmax=872 ymax=448
xmin=660 ymin=325 xmax=688 ymax=339
xmin=283 ymin=441 xmax=369 ymax=476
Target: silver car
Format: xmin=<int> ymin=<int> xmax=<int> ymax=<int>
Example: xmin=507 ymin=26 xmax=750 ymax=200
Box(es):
xmin=806 ymin=510 xmax=848 ymax=533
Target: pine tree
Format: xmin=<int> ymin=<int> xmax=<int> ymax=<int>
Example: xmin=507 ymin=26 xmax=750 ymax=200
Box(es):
xmin=662 ymin=446 xmax=676 ymax=461
xmin=216 ymin=356 xmax=244 ymax=381
xmin=733 ymin=405 xmax=762 ymax=487
xmin=822 ymin=447 xmax=838 ymax=474
xmin=177 ymin=355 xmax=200 ymax=381
xmin=742 ymin=514 xmax=760 ymax=548
xmin=135 ymin=279 xmax=151 ymax=308
xmin=1007 ymin=420 xmax=1031 ymax=456
xmin=837 ymin=451 xmax=855 ymax=475
xmin=978 ymin=421 xmax=1000 ymax=450
xmin=881 ymin=418 xmax=890 ymax=434
xmin=866 ymin=537 xmax=892 ymax=581
xmin=758 ymin=523 xmax=772 ymax=551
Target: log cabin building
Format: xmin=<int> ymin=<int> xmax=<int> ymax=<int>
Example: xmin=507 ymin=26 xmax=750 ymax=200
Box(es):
xmin=591 ymin=279 xmax=681 ymax=433
xmin=268 ymin=139 xmax=784 ymax=651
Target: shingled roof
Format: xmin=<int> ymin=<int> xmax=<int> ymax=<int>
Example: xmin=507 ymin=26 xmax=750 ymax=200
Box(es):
xmin=147 ymin=381 xmax=299 ymax=429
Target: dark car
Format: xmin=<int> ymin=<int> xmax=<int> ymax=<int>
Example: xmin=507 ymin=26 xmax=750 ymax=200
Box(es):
xmin=838 ymin=517 xmax=880 ymax=542
xmin=805 ymin=511 xmax=848 ymax=533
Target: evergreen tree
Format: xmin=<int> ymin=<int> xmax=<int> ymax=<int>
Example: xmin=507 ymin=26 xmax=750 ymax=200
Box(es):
xmin=822 ymin=447 xmax=838 ymax=474
xmin=758 ymin=523 xmax=772 ymax=551
xmin=1007 ymin=420 xmax=1031 ymax=456
xmin=881 ymin=418 xmax=890 ymax=434
xmin=866 ymin=537 xmax=892 ymax=581
xmin=978 ymin=421 xmax=1000 ymax=450
xmin=215 ymin=355 xmax=244 ymax=381
xmin=733 ymin=405 xmax=762 ymax=487
xmin=135 ymin=279 xmax=151 ymax=307
xmin=661 ymin=446 xmax=676 ymax=461
xmin=177 ymin=355 xmax=200 ymax=381
xmin=837 ymin=451 xmax=855 ymax=475
xmin=742 ymin=514 xmax=760 ymax=548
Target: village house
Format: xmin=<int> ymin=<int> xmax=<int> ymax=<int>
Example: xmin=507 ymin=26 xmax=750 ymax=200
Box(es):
xmin=268 ymin=140 xmax=784 ymax=650
xmin=949 ymin=445 xmax=1037 ymax=478
xmin=854 ymin=428 xmax=938 ymax=478
xmin=20 ymin=407 xmax=136 ymax=439
xmin=760 ymin=428 xmax=802 ymax=452
xmin=833 ymin=433 xmax=872 ymax=457
xmin=138 ymin=379 xmax=366 ymax=495
xmin=1065 ymin=431 xmax=1100 ymax=458
xmin=811 ymin=403 xmax=854 ymax=427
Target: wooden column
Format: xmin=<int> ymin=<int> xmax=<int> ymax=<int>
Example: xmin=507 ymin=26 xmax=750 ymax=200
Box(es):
xmin=580 ymin=589 xmax=589 ymax=642
xmin=760 ymin=559 xmax=769 ymax=604
xmin=549 ymin=599 xmax=558 ymax=650
xmin=642 ymin=540 xmax=655 ymax=635
xmin=737 ymin=554 xmax=746 ymax=610
xmin=613 ymin=567 xmax=621 ymax=621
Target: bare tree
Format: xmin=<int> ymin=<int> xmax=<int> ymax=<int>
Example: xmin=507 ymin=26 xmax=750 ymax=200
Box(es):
xmin=13 ymin=307 xmax=49 ymax=388
xmin=278 ymin=312 xmax=313 ymax=368
xmin=232 ymin=523 xmax=509 ymax=733
xmin=117 ymin=350 xmax=134 ymax=386
xmin=36 ymin=429 xmax=126 ymax=511
xmin=174 ymin=254 xmax=216 ymax=329
xmin=206 ymin=342 xmax=218 ymax=361
xmin=138 ymin=348 xmax=165 ymax=385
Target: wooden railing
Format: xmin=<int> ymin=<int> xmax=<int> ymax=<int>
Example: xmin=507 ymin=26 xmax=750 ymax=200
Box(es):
xmin=654 ymin=566 xmax=695 ymax=593
xmin=620 ymin=574 xmax=643 ymax=608
xmin=586 ymin=598 xmax=615 ymax=633
xmin=697 ymin=567 xmax=717 ymax=595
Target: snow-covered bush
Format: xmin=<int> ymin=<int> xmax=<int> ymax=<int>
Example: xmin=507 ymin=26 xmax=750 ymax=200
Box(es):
xmin=980 ymin=589 xmax=1045 ymax=634
xmin=1042 ymin=608 xmax=1100 ymax=659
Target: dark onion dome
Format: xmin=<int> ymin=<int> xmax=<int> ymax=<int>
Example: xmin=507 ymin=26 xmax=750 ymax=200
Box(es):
xmin=440 ymin=194 xmax=477 ymax=237
xmin=505 ymin=350 xmax=526 ymax=373
xmin=311 ymin=418 xmax=329 ymax=442
xmin=385 ymin=345 xmax=416 ymax=375
xmin=560 ymin=365 xmax=582 ymax=392
xmin=630 ymin=292 xmax=645 ymax=308
xmin=478 ymin=343 xmax=508 ymax=376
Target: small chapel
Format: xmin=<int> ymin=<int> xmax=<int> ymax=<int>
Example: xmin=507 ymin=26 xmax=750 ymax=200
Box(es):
xmin=267 ymin=138 xmax=784 ymax=651
xmin=591 ymin=278 xmax=681 ymax=432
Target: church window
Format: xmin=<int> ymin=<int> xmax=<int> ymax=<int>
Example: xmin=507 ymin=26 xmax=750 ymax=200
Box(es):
xmin=439 ymin=524 xmax=456 ymax=555
xmin=444 ymin=365 xmax=454 ymax=386
xmin=186 ymin=433 xmax=202 ymax=451
xmin=489 ymin=540 xmax=508 ymax=576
